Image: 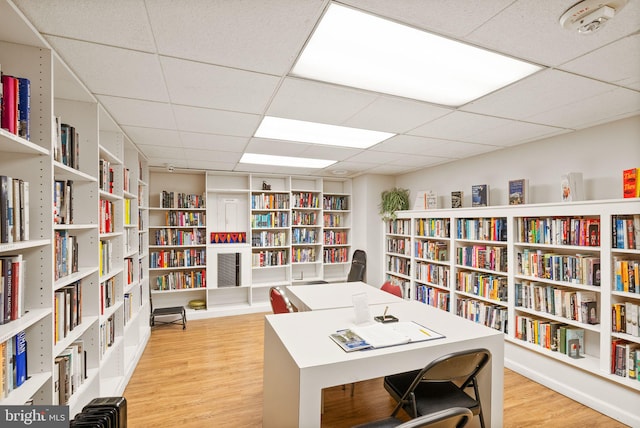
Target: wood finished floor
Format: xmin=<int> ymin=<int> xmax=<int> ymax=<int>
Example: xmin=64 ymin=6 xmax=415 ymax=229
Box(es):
xmin=123 ymin=312 xmax=628 ymax=428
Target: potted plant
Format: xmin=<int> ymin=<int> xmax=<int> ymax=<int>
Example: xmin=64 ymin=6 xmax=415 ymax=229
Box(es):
xmin=379 ymin=187 xmax=410 ymax=221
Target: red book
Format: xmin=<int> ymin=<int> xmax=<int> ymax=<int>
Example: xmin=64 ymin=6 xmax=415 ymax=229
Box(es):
xmin=623 ymin=168 xmax=639 ymax=198
xmin=1 ymin=75 xmax=18 ymax=134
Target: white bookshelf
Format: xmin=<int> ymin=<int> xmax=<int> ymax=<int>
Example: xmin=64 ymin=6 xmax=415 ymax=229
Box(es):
xmin=0 ymin=2 xmax=150 ymax=414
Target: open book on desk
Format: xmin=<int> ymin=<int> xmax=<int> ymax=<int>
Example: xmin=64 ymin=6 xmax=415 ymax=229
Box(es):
xmin=330 ymin=321 xmax=444 ymax=352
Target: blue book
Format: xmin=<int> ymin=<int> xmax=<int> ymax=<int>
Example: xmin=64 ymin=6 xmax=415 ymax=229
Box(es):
xmin=15 ymin=330 xmax=27 ymax=386
xmin=17 ymin=77 xmax=30 ymax=141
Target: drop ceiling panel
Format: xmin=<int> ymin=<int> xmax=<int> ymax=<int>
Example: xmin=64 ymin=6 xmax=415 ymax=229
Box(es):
xmin=183 ymin=149 xmax=242 ymax=164
xmin=266 ymin=78 xmax=378 ymax=125
xmin=346 ymin=150 xmax=404 ymax=164
xmin=468 ymin=121 xmax=567 ymax=147
xmin=179 ymin=132 xmax=248 ymax=152
xmin=161 ymin=56 xmax=280 ymax=113
xmin=372 ymin=134 xmax=496 ymax=158
xmin=135 ymin=144 xmax=186 ymax=160
xmin=559 ymin=34 xmax=640 ymax=91
xmin=465 ymin=0 xmax=640 ymax=66
xmin=98 ymin=96 xmax=176 ymax=129
xmin=409 ymin=111 xmax=514 ymax=141
xmin=45 ymin=36 xmax=169 ymax=102
xmin=244 ymin=138 xmax=310 ymax=157
xmin=298 ymin=145 xmax=361 ymax=161
xmin=172 ymin=105 xmax=260 ymax=136
xmin=340 ymin=0 xmax=515 ymax=38
xmin=187 ymin=159 xmax=237 ymax=171
xmin=121 ymin=126 xmax=181 ymax=148
xmin=389 ymin=153 xmax=450 ymax=168
xmin=342 ymin=95 xmax=453 ymax=134
xmin=14 ymin=0 xmax=156 ymax=52
xmin=145 ymin=0 xmax=326 ymax=75
xmin=460 ymin=69 xmax=618 ymax=122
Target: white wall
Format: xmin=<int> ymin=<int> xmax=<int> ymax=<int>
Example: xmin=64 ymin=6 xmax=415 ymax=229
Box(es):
xmin=395 ymin=115 xmax=640 ymax=206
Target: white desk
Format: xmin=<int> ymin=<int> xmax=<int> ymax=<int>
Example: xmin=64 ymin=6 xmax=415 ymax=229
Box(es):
xmin=286 ymin=281 xmax=402 ymax=311
xmin=263 ymin=300 xmax=504 ymax=428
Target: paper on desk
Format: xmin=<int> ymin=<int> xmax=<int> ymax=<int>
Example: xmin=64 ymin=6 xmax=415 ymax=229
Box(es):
xmin=351 ymin=321 xmax=444 ymax=348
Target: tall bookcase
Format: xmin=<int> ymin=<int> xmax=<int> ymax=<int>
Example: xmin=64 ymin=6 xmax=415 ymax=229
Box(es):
xmin=0 ymin=0 xmax=150 ymax=415
xmin=148 ymin=171 xmax=352 ymax=318
xmin=386 ymin=200 xmax=640 ymax=426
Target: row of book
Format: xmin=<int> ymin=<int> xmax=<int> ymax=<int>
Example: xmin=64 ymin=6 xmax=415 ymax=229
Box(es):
xmin=291 ymin=192 xmax=320 ymax=208
xmin=160 ymin=191 xmax=205 ymax=208
xmin=54 ymin=339 xmax=87 ymax=405
xmin=0 ymin=175 xmax=29 ymax=243
xmin=386 ymin=218 xmax=410 ymax=235
xmin=611 ymin=339 xmax=640 ymax=380
xmin=99 ymin=199 xmax=115 ymax=234
xmin=387 ymin=237 xmax=410 ymax=255
xmin=292 ymin=211 xmax=318 ymax=226
xmin=154 ymin=269 xmax=206 ymax=291
xmin=612 ymin=215 xmax=640 ymax=250
xmin=291 ymin=247 xmax=317 ymax=263
xmin=324 ymin=230 xmax=348 ymax=245
xmin=251 ymin=212 xmax=289 ymax=228
xmin=415 ymin=262 xmax=449 ymax=287
xmin=456 ymin=217 xmax=507 ymax=242
xmin=1 ymin=72 xmax=30 ymax=140
xmin=387 ymin=255 xmax=411 ymax=277
xmin=125 ymin=257 xmax=134 ymax=285
xmin=612 ymin=302 xmax=639 ymax=336
xmin=0 ymin=254 xmax=25 ymax=324
xmin=415 ymin=240 xmax=448 ymax=261
xmin=98 ymin=158 xmax=114 ymax=194
xmin=251 ymin=192 xmax=289 ymax=210
xmin=323 ymin=247 xmax=349 ymax=263
xmin=251 ymin=230 xmax=287 ymax=247
xmin=456 ymin=298 xmax=508 ymax=333
xmin=323 ymin=213 xmax=345 ymax=228
xmin=292 ymin=228 xmax=317 ymax=244
xmin=55 ymin=231 xmax=79 ymax=280
xmin=515 ymin=216 xmax=600 ymax=247
xmin=53 ymin=179 xmax=73 ymax=225
xmin=150 ymin=248 xmax=206 ymax=268
xmin=515 ymin=282 xmax=598 ymax=325
xmin=613 ymin=258 xmax=639 ymax=293
xmin=153 ymin=227 xmax=206 ymax=246
xmin=514 ymin=315 xmax=584 ymax=357
xmin=100 ymin=277 xmax=116 ymax=315
xmin=457 ymin=244 xmax=507 ymax=272
xmin=99 ymin=239 xmax=113 ymax=277
xmin=54 ymin=281 xmax=82 ymax=344
xmin=54 ymin=119 xmax=80 ymax=170
xmin=323 ymin=195 xmax=348 ymax=211
xmin=164 ymin=210 xmax=205 ymax=227
xmin=415 ymin=218 xmax=450 ymax=238
xmin=252 ymin=249 xmax=287 ymax=267
xmin=0 ymin=331 xmax=28 ymax=399
xmin=517 ymin=249 xmax=601 ymax=286
xmin=98 ymin=315 xmax=115 ymax=357
xmin=415 ymin=284 xmax=450 ymax=311
xmin=456 ymin=272 xmax=508 ymax=302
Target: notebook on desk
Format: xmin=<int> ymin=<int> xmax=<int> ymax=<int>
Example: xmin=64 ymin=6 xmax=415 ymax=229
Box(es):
xmin=330 ymin=321 xmax=444 ymax=352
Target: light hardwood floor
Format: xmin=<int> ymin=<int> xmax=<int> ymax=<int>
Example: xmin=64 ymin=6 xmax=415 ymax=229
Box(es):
xmin=124 ymin=312 xmax=627 ymax=428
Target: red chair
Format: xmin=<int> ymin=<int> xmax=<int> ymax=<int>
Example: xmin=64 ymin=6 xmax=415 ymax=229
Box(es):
xmin=381 ymin=281 xmax=403 ymax=298
xmin=270 ymin=286 xmax=294 ymax=314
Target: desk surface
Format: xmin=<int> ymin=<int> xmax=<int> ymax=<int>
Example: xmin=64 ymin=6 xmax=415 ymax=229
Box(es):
xmin=263 ymin=300 xmax=504 ymax=428
xmin=286 ymin=281 xmax=402 ymax=311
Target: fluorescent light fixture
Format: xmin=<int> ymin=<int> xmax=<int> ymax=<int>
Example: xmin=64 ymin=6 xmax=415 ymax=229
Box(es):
xmin=240 ymin=153 xmax=336 ymax=169
xmin=292 ymin=3 xmax=543 ymax=106
xmin=255 ymin=116 xmax=394 ymax=148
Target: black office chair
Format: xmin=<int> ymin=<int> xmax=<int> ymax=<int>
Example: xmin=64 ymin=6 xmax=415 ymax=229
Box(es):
xmin=351 ymin=407 xmax=473 ymax=428
xmin=347 ymin=249 xmax=367 ymax=282
xmin=382 ymin=348 xmax=490 ymax=428
xmin=149 ymin=289 xmax=186 ymax=329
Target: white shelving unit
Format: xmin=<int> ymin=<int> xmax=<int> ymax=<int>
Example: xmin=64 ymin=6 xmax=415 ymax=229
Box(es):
xmin=387 ymin=200 xmax=640 ymax=426
xmin=0 ymin=1 xmax=150 ymax=414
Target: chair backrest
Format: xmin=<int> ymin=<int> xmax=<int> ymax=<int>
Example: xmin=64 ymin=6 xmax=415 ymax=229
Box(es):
xmin=381 ymin=281 xmax=403 ymax=298
xmin=347 ymin=249 xmax=367 ymax=282
xmin=418 ymin=348 xmax=491 ymax=386
xmin=270 ymin=286 xmax=294 ymax=314
xmin=396 ymin=407 xmax=473 ymax=428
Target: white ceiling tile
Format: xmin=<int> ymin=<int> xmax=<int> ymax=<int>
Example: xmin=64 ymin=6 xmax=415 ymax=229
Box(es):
xmin=322 ymin=161 xmax=378 ymax=174
xmin=145 ymin=157 xmax=188 ymax=169
xmin=465 ymin=0 xmax=640 ymax=66
xmin=13 ymin=0 xmax=156 ymax=52
xmin=526 ymin=87 xmax=640 ymax=129
xmin=145 ymin=0 xmax=325 ymax=75
xmin=266 ymin=78 xmax=378 ymax=125
xmin=373 ymin=134 xmax=497 ymax=158
xmin=172 ymin=106 xmax=260 ymax=136
xmin=136 ymin=144 xmax=186 ymax=159
xmin=343 ymin=96 xmax=453 ymax=133
xmin=98 ymin=96 xmax=176 ymax=129
xmin=461 ymin=69 xmax=617 ymax=121
xmin=559 ymin=34 xmax=640 ymax=91
xmin=179 ymin=132 xmax=248 ymax=152
xmin=244 ymin=138 xmax=310 ymax=157
xmin=469 ymin=121 xmax=567 ymax=146
xmin=161 ymin=57 xmax=280 ymax=113
xmin=389 ymin=154 xmax=450 ymax=168
xmin=45 ymin=36 xmax=169 ymax=102
xmin=187 ymin=160 xmax=236 ymax=171
xmin=299 ymin=145 xmax=361 ymax=161
xmin=361 ymin=164 xmax=419 ymax=176
xmin=234 ymin=163 xmax=319 ymax=175
xmin=409 ymin=111 xmax=509 ymax=141
xmin=122 ymin=127 xmax=180 ymax=148
xmin=183 ymin=149 xmax=242 ymax=163
xmin=346 ymin=150 xmax=404 ymax=163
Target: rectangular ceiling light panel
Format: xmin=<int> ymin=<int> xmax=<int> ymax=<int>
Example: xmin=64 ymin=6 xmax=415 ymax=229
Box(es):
xmin=291 ymin=3 xmax=542 ymax=106
xmin=255 ymin=116 xmax=394 ymax=148
xmin=240 ymin=152 xmax=336 ymax=169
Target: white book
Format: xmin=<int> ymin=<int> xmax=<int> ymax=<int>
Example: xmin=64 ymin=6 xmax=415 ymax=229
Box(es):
xmin=561 ymin=172 xmax=584 ymax=202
